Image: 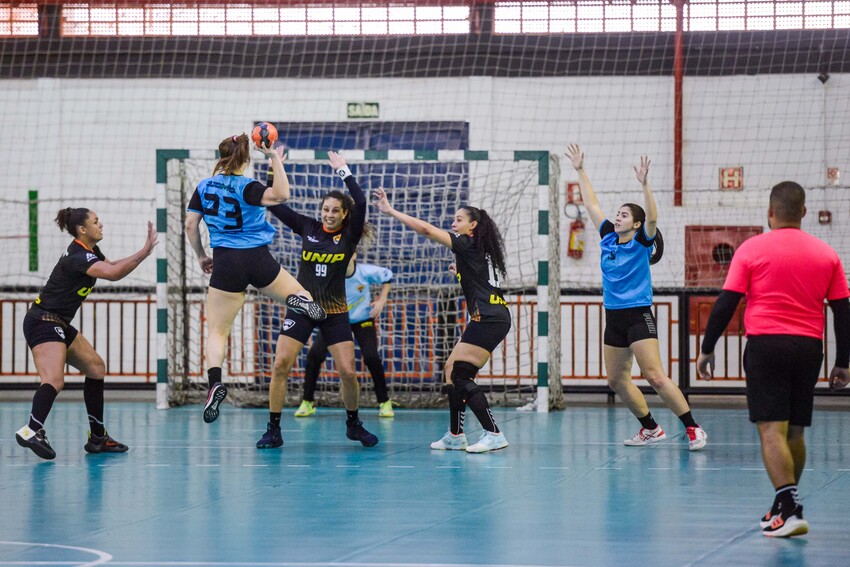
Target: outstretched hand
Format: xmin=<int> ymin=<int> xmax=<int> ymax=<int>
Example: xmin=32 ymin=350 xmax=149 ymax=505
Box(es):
xmin=256 ymin=142 xmax=283 ymax=160
xmin=371 ymin=187 xmax=392 ymax=214
xmin=328 ymin=151 xmax=346 ymax=170
xmin=633 ymin=155 xmax=651 ymax=185
xmin=565 ymin=144 xmax=584 ymax=170
xmin=142 ymin=221 xmax=159 ymax=257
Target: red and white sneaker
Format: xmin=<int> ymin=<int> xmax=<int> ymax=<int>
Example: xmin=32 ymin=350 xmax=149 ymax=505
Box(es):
xmin=623 ymin=426 xmax=666 ymax=446
xmin=685 ymin=426 xmax=708 ymax=451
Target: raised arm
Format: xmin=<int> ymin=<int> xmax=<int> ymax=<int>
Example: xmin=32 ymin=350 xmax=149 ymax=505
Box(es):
xmin=329 ymin=151 xmax=366 ymax=238
xmin=634 ymin=155 xmax=657 ymax=238
xmin=257 ymin=144 xmax=290 ymax=205
xmin=565 ymin=144 xmax=606 ymax=230
xmin=87 ymin=221 xmax=159 ymax=281
xmin=372 ymin=187 xmax=452 ymax=248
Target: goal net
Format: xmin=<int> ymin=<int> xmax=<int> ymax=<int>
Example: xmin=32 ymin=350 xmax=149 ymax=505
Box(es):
xmin=161 ymin=149 xmax=558 ymax=409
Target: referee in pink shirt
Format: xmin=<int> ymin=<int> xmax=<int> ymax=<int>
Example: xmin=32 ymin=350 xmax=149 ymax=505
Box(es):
xmin=697 ymin=181 xmax=850 ymax=538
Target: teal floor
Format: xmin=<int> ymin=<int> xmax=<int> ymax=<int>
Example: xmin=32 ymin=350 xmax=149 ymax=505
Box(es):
xmin=1 ymin=399 xmax=849 ymax=566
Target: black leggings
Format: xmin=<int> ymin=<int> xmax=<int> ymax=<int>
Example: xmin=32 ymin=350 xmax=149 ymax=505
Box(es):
xmin=303 ymin=319 xmax=388 ymax=403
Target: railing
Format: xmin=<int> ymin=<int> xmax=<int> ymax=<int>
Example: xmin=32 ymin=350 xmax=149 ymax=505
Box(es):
xmin=1 ymin=290 xmax=843 ymax=394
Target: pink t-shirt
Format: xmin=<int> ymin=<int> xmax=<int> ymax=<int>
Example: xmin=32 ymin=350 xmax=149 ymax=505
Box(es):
xmin=723 ymin=228 xmax=849 ymax=339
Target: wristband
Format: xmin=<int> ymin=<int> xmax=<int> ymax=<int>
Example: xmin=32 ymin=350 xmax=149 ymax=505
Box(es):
xmin=336 ymin=166 xmax=353 ymax=180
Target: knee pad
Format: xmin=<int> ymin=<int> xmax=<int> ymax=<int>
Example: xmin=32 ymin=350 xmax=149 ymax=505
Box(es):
xmin=451 ymin=361 xmax=481 ymax=402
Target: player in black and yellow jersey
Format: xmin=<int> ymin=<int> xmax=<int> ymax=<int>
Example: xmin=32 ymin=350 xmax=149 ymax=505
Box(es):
xmin=256 ymin=150 xmax=378 ymax=449
xmin=15 ymin=208 xmax=157 ymax=460
xmin=373 ymin=188 xmax=511 ymax=453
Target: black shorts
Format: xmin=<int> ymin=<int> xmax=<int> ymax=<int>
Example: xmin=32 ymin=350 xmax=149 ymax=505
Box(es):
xmin=280 ymin=311 xmax=352 ymax=346
xmin=23 ymin=310 xmax=78 ymax=349
xmin=744 ymin=335 xmax=823 ymax=426
xmin=604 ymin=306 xmax=658 ymax=348
xmin=460 ymin=319 xmax=511 ymax=352
xmin=209 ymin=246 xmax=281 ymax=293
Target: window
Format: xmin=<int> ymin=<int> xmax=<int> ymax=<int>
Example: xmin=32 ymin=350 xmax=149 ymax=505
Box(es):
xmin=60 ymin=3 xmax=470 ymax=36
xmin=493 ymin=0 xmax=850 ymax=33
xmin=0 ymin=3 xmax=38 ymax=36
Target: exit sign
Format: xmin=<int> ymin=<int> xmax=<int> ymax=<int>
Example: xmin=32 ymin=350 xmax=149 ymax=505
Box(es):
xmin=347 ymin=102 xmax=379 ymax=119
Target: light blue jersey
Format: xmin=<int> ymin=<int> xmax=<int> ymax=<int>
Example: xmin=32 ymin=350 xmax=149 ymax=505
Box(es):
xmin=346 ymin=263 xmax=394 ymax=324
xmin=599 ymin=219 xmax=655 ymax=309
xmin=191 ymin=174 xmax=275 ymax=249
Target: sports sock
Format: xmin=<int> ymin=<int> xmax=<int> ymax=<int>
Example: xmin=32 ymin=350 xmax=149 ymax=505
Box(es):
xmin=270 ymin=412 xmax=281 ymax=428
xmin=28 ymin=383 xmax=58 ymax=431
xmin=346 ymin=410 xmax=359 ymax=423
xmin=774 ymin=484 xmax=798 ymax=511
xmin=677 ymin=411 xmax=698 ymax=429
xmin=448 ymin=385 xmax=466 ymax=435
xmin=638 ymin=413 xmax=659 ymax=430
xmin=84 ymin=377 xmax=106 ymax=437
xmin=207 ymin=367 xmax=222 ymax=389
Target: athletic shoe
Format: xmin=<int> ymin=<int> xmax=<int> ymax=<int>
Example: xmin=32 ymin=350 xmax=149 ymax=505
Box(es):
xmin=294 ymin=400 xmax=316 ymax=417
xmin=84 ymin=431 xmax=129 ymax=454
xmin=623 ymin=426 xmax=667 ymax=446
xmin=15 ymin=425 xmax=56 ymax=460
xmin=760 ymin=506 xmax=779 ymax=530
xmin=378 ymin=400 xmax=397 ymax=418
xmin=430 ymin=431 xmax=468 ymax=451
xmin=346 ymin=419 xmax=378 ymax=447
xmin=763 ymin=505 xmax=809 ymax=538
xmin=256 ymin=422 xmax=283 ymax=449
xmin=285 ymin=294 xmax=327 ymax=322
xmin=203 ymin=382 xmax=228 ymax=424
xmin=466 ymin=431 xmax=509 ymax=453
xmin=685 ymin=426 xmax=708 ymax=451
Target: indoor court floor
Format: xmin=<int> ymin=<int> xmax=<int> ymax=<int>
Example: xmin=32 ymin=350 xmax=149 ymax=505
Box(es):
xmin=1 ymin=399 xmax=848 ymax=567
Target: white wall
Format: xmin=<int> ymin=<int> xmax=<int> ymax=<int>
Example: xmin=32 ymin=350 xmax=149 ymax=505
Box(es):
xmin=1 ymin=73 xmax=848 ymax=287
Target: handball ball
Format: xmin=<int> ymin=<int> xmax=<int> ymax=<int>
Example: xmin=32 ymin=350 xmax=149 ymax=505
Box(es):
xmin=251 ymin=122 xmax=278 ymax=149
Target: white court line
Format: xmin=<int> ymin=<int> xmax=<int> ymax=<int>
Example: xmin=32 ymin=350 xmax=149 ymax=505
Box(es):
xmin=146 ymin=464 xmax=170 ymax=467
xmin=647 ymin=467 xmax=672 ymax=470
xmin=335 ymin=465 xmax=359 ymax=468
xmin=694 ymin=468 xmax=722 ymax=471
xmin=195 ymin=464 xmax=219 ymax=467
xmin=740 ymin=468 xmax=765 ymax=471
xmin=484 ymin=466 xmax=511 ymax=469
xmin=286 ymin=465 xmax=311 ymax=468
xmin=41 ymin=562 xmax=581 ymax=567
xmin=595 ymin=467 xmax=622 ymax=470
xmin=243 ymin=465 xmax=268 ymax=468
xmin=538 ymin=466 xmax=570 ymax=470
xmin=387 ymin=466 xmax=414 ymax=469
xmin=434 ymin=466 xmax=461 ymax=469
xmin=0 ymin=541 xmax=112 ymax=567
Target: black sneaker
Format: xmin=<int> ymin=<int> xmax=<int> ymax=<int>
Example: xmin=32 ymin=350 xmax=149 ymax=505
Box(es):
xmin=346 ymin=419 xmax=378 ymax=447
xmin=285 ymin=294 xmax=327 ymax=322
xmin=203 ymin=382 xmax=228 ymax=423
xmin=15 ymin=425 xmax=56 ymax=460
xmin=84 ymin=431 xmax=129 ymax=454
xmin=759 ymin=503 xmax=781 ymax=529
xmin=256 ymin=422 xmax=283 ymax=449
xmin=763 ymin=504 xmax=809 ymax=538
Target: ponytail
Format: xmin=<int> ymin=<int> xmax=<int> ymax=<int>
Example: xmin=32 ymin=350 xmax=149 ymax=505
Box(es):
xmin=649 ymin=228 xmax=664 ymax=265
xmin=462 ymin=206 xmax=507 ymax=277
xmin=213 ymin=133 xmax=250 ymax=175
xmin=55 ymin=207 xmax=90 ymax=238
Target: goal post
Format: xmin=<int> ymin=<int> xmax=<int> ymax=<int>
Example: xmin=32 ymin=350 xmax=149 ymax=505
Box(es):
xmin=156 ymin=148 xmax=560 ymax=412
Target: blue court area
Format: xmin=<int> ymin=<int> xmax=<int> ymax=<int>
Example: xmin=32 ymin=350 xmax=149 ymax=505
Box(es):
xmin=1 ymin=399 xmax=849 ymax=567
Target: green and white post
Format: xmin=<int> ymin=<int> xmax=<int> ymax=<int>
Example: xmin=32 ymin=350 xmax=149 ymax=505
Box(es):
xmin=155 ymin=149 xmax=189 ymax=409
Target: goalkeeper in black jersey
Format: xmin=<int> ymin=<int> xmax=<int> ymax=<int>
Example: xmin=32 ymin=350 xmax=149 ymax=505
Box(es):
xmin=256 ymin=150 xmax=378 ymax=449
xmin=15 ymin=207 xmax=157 ymax=460
xmin=373 ymin=188 xmax=511 ymax=453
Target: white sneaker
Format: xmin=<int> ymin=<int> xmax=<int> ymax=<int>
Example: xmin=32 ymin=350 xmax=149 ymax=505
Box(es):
xmin=685 ymin=426 xmax=708 ymax=451
xmin=465 ymin=431 xmax=509 ymax=453
xmin=430 ymin=431 xmax=468 ymax=451
xmin=623 ymin=426 xmax=667 ymax=446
